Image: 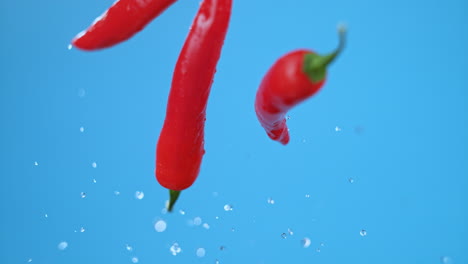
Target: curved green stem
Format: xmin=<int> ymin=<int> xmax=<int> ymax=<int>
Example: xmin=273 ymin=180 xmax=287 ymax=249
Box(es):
xmin=167 ymin=190 xmax=181 ymax=212
xmin=303 ymin=25 xmax=347 ymax=83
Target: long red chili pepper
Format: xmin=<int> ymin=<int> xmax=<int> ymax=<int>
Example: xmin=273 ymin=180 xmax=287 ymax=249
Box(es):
xmin=72 ymin=0 xmax=178 ymax=51
xmin=155 ymin=0 xmax=232 ymax=211
xmin=254 ymin=27 xmax=346 ymax=145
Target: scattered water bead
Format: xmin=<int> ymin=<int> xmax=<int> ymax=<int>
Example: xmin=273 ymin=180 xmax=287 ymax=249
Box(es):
xmin=320 ymin=242 xmax=325 ymax=247
xmin=267 ymin=198 xmax=275 ymax=204
xmin=170 ymin=242 xmax=181 ymax=256
xmin=179 ymin=209 xmax=186 ymax=215
xmin=316 ymin=248 xmax=321 ymax=253
xmin=154 ymin=220 xmax=167 ymax=232
xmin=135 ymin=191 xmax=144 ymax=200
xmin=193 ymin=217 xmax=202 ymax=226
xmin=44 ymin=214 xmax=48 ymax=218
xmin=80 ymin=192 xmax=86 ymax=198
xmin=196 ymin=248 xmax=206 ymax=257
xmin=78 ymin=88 xmax=86 ymax=98
xmin=219 ymin=246 xmax=226 ymax=251
xmin=301 ymin=237 xmax=311 ymax=248
xmin=360 ymin=229 xmax=367 ymax=237
xmin=348 ymin=178 xmax=355 ymax=183
xmin=231 ymin=227 xmax=235 ymax=232
xmin=91 ymin=162 xmax=97 ymax=168
xmin=92 ymin=179 xmax=97 ymax=183
xmin=131 ymin=257 xmax=139 ymax=263
xmin=440 ymin=256 xmax=453 ymax=264
xmin=215 ymin=260 xmax=220 ymax=264
xmin=305 ymin=194 xmax=310 ymax=198
xmin=34 ymin=161 xmax=38 ymax=166
xmin=27 ymin=258 xmax=32 ymax=262
xmin=224 ymin=204 xmax=233 ymax=211
xmin=212 ymin=191 xmax=219 ymax=197
xmin=215 ymin=216 xmax=219 ymax=220
xmin=67 ymin=44 xmax=72 ymax=50
xmin=281 ymin=233 xmax=287 ymax=239
xmin=79 ymin=126 xmax=85 ymax=132
xmin=114 ymin=191 xmax=120 ymax=196
xmin=126 ymin=244 xmax=133 ymax=252
xmin=335 ymin=126 xmax=342 ymax=132
xmin=57 ymin=241 xmax=68 ymax=250
xmin=203 ymin=223 xmax=210 ymax=229
xmin=80 ymin=227 xmax=85 ymax=233
xmin=287 ymin=228 xmax=294 ymax=235
xmin=286 ymin=115 xmax=291 ymax=120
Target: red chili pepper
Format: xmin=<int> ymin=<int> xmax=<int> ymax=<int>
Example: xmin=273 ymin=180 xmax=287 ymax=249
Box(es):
xmin=254 ymin=27 xmax=346 ymax=145
xmin=155 ymin=0 xmax=232 ymax=211
xmin=72 ymin=0 xmax=178 ymax=50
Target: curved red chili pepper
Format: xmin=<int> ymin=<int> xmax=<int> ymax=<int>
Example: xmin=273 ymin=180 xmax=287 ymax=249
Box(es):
xmin=155 ymin=0 xmax=232 ymax=211
xmin=255 ymin=27 xmax=346 ymax=145
xmin=72 ymin=0 xmax=178 ymax=51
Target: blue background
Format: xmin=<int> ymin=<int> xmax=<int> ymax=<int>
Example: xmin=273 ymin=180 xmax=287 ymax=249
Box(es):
xmin=1 ymin=0 xmax=467 ymax=263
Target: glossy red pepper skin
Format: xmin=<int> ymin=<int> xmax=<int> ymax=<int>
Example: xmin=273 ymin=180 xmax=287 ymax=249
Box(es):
xmin=255 ymin=50 xmax=324 ymax=145
xmin=156 ymin=0 xmax=232 ymax=205
xmin=72 ymin=0 xmax=177 ymax=50
xmin=255 ymin=29 xmax=345 ymax=145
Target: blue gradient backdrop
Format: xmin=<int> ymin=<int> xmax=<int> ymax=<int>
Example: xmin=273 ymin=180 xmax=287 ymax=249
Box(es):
xmin=1 ymin=0 xmax=467 ymax=263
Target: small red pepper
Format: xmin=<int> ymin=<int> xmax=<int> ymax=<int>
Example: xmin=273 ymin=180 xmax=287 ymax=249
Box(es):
xmin=254 ymin=26 xmax=346 ymax=145
xmin=155 ymin=0 xmax=232 ymax=211
xmin=72 ymin=0 xmax=178 ymax=50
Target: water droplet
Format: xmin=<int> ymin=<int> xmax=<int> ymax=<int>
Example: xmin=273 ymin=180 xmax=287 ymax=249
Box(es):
xmin=335 ymin=126 xmax=342 ymax=132
xmin=212 ymin=191 xmax=219 ymax=197
xmin=80 ymin=227 xmax=85 ymax=233
xmin=348 ymin=178 xmax=355 ymax=183
xmin=305 ymin=194 xmax=310 ymax=198
xmin=196 ymin=247 xmax=206 ymax=257
xmin=193 ymin=217 xmax=202 ymax=226
xmin=215 ymin=259 xmax=220 ymax=264
xmin=92 ymin=179 xmax=97 ymax=183
xmin=27 ymin=258 xmax=32 ymax=262
xmin=79 ymin=126 xmax=84 ymax=132
xmin=154 ymin=220 xmax=167 ymax=232
xmin=170 ymin=242 xmax=181 ymax=256
xmin=131 ymin=257 xmax=139 ymax=263
xmin=179 ymin=209 xmax=185 ymax=215
xmin=44 ymin=213 xmax=48 ymax=218
xmin=440 ymin=256 xmax=453 ymax=264
xmin=360 ymin=229 xmax=367 ymax=236
xmin=219 ymin=245 xmax=226 ymax=251
xmin=316 ymin=248 xmax=321 ymax=253
xmin=34 ymin=161 xmax=38 ymax=166
xmin=57 ymin=241 xmax=68 ymax=250
xmin=78 ymin=88 xmax=86 ymax=98
xmin=67 ymin=44 xmax=72 ymax=50
xmin=286 ymin=115 xmax=291 ymax=120
xmin=215 ymin=216 xmax=219 ymax=220
xmin=231 ymin=227 xmax=235 ymax=232
xmin=135 ymin=191 xmax=144 ymax=200
xmin=80 ymin=192 xmax=86 ymax=198
xmin=301 ymin=237 xmax=311 ymax=248
xmin=125 ymin=244 xmax=133 ymax=252
xmin=91 ymin=162 xmax=97 ymax=168
xmin=302 ymin=138 xmax=307 ymax=143
xmin=224 ymin=204 xmax=233 ymax=211
xmin=281 ymin=233 xmax=287 ymax=239
xmin=320 ymin=242 xmax=325 ymax=247
xmin=114 ymin=191 xmax=120 ymax=196
xmin=288 ymin=228 xmax=294 ymax=235
xmin=203 ymin=223 xmax=210 ymax=229
xmin=267 ymin=197 xmax=275 ymax=204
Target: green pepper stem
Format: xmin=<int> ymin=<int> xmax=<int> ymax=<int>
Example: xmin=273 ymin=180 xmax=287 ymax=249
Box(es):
xmin=303 ymin=24 xmax=347 ymax=83
xmin=167 ymin=189 xmax=181 ymax=212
